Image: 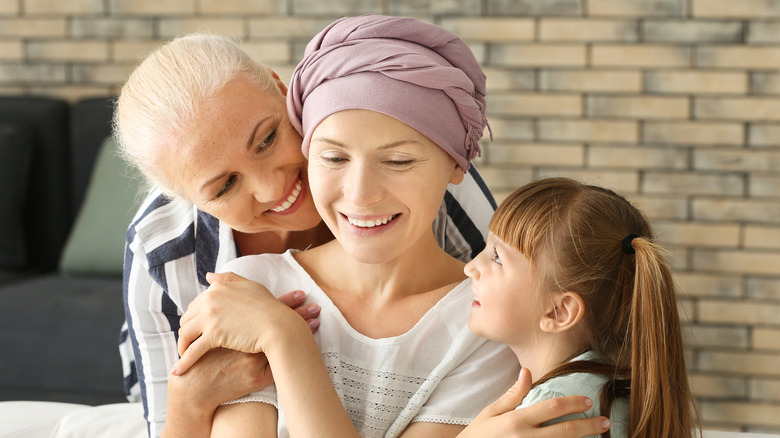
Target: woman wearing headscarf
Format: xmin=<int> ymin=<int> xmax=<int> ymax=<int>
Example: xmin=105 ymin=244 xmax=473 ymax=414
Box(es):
xmin=116 ymin=29 xmax=496 ymax=438
xmin=171 ymin=15 xmax=612 ymax=438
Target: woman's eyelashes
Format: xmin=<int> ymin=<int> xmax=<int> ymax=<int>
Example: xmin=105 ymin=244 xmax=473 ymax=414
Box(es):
xmin=258 ymin=129 xmax=277 ymax=152
xmin=215 ymin=175 xmax=237 ymax=199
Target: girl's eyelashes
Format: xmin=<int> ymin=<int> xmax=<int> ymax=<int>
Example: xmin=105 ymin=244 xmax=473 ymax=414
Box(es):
xmin=491 ymin=246 xmax=502 ymax=265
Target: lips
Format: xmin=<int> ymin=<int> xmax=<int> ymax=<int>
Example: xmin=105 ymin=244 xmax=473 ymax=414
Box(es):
xmin=270 ymin=179 xmax=302 ymax=213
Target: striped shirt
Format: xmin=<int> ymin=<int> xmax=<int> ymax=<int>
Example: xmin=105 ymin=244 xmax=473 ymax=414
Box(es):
xmin=119 ymin=165 xmax=496 ymax=438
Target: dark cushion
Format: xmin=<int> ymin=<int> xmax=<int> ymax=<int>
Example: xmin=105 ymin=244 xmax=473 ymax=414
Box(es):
xmin=69 ymin=97 xmax=116 ymax=211
xmin=0 ymin=124 xmax=33 ymax=269
xmin=0 ymin=274 xmax=126 ymax=401
xmin=0 ymin=97 xmax=71 ymax=272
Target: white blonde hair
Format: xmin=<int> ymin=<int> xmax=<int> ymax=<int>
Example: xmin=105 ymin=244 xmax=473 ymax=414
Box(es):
xmin=113 ymin=33 xmax=280 ymax=196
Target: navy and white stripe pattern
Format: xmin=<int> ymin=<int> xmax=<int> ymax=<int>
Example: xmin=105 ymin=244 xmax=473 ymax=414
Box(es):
xmin=119 ymin=165 xmax=495 ymax=437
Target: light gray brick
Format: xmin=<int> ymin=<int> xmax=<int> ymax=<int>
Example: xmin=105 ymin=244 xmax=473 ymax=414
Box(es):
xmin=695 ymin=148 xmax=780 ymax=172
xmin=199 ymin=0 xmax=282 ymax=14
xmin=646 ymin=70 xmax=748 ymax=95
xmin=693 ymin=0 xmax=780 ymax=18
xmin=291 ymin=0 xmax=382 ymax=15
xmin=700 ymin=401 xmax=780 ymax=428
xmin=696 ymin=96 xmax=780 ymax=122
xmin=489 ymin=92 xmax=582 ymax=117
xmin=587 ymin=94 xmax=689 ymax=119
xmin=487 ymin=0 xmax=582 ymax=15
xmin=70 ymin=18 xmax=154 ymax=38
xmin=249 ymin=18 xmax=338 ymax=39
xmin=628 ymin=194 xmax=689 ymax=220
xmin=540 ymin=69 xmax=642 ymax=92
xmin=109 ymin=0 xmax=195 ymax=14
xmin=644 ymin=121 xmax=744 ymax=146
xmin=699 ymin=300 xmax=780 ymax=327
xmin=753 ymin=328 xmax=780 ymax=351
xmin=749 ymin=124 xmax=780 ymax=148
xmin=695 ymin=250 xmax=780 ymax=276
xmin=693 ymin=198 xmax=780 ymax=224
xmin=683 ymin=324 xmax=749 ymax=348
xmin=0 ymin=41 xmax=23 ymax=61
xmin=0 ymin=0 xmax=18 ymax=14
xmin=0 ymin=63 xmax=67 ymax=83
xmin=477 ymin=166 xmax=534 ymax=191
xmin=483 ymin=68 xmax=536 ymax=92
xmin=112 ymin=41 xmax=168 ymax=63
xmin=539 ymin=119 xmax=638 ymax=142
xmin=486 ymin=142 xmax=584 ymax=166
xmin=642 ymin=19 xmax=743 ymax=43
xmin=488 ymin=118 xmax=535 ymax=141
xmin=158 ymin=18 xmax=246 ymax=39
xmin=747 ymin=277 xmax=780 ymax=301
xmin=0 ymin=18 xmax=66 ymax=37
xmin=589 ymin=145 xmax=687 ymax=169
xmin=674 ymin=272 xmax=743 ymax=298
xmin=751 ymin=72 xmax=780 ymax=95
xmin=391 ymin=0 xmax=481 ymax=15
xmin=27 ymin=41 xmax=109 ymax=62
xmin=697 ymin=46 xmax=780 ymax=69
xmin=71 ymin=64 xmax=135 ymax=85
xmin=643 ymin=172 xmax=744 ymax=196
xmin=750 ymin=378 xmax=780 ymax=402
xmin=747 ymin=21 xmax=780 ymax=44
xmin=26 ymin=0 xmax=103 ymax=14
xmin=490 ymin=44 xmax=587 ymax=67
xmin=588 ymin=0 xmax=686 ymax=17
xmin=539 ymin=18 xmax=637 ymax=42
xmin=654 ymin=221 xmax=740 ymax=248
xmin=750 ymin=175 xmax=780 ymax=198
xmin=441 ymin=18 xmax=534 ymax=42
xmin=535 ymin=169 xmax=640 ymax=193
xmin=593 ymin=44 xmax=691 ymax=67
xmin=690 ymin=373 xmax=747 ymax=398
xmin=745 ymin=225 xmax=780 ymax=250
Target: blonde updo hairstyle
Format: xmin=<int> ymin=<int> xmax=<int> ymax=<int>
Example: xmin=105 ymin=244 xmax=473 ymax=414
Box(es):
xmin=114 ymin=33 xmax=280 ymax=197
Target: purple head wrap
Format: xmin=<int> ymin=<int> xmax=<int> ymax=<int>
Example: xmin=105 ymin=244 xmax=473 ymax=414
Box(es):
xmin=287 ymin=14 xmax=491 ymax=171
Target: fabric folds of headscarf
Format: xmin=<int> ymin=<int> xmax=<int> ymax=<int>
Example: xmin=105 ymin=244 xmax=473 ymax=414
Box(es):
xmin=287 ymin=14 xmax=490 ymax=171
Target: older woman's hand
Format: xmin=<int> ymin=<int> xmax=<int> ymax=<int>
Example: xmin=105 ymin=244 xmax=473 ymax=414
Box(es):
xmin=457 ymin=368 xmax=611 ymax=438
xmin=173 ymin=272 xmax=318 ymax=375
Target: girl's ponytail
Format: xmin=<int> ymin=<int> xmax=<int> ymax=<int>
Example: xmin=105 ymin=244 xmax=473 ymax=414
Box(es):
xmin=630 ymin=237 xmax=698 ymax=438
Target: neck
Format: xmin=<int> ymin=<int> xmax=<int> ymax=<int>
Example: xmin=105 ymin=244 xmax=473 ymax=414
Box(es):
xmin=510 ymin=332 xmax=585 ymax=384
xmin=299 ymin=232 xmax=465 ymax=302
xmin=234 ymin=222 xmax=333 ymax=256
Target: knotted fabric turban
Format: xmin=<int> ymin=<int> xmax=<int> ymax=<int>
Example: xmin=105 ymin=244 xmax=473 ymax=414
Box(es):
xmin=287 ymin=14 xmax=490 ymax=171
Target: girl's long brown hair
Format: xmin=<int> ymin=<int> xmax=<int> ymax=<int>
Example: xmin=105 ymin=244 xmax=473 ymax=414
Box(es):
xmin=490 ymin=177 xmax=700 ymax=438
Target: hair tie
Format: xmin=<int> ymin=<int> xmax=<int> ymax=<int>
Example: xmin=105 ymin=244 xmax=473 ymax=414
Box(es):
xmin=622 ymin=234 xmax=638 ymax=255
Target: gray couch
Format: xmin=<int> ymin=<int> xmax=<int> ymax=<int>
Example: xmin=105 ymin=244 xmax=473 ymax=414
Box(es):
xmin=0 ymin=96 xmax=136 ymax=405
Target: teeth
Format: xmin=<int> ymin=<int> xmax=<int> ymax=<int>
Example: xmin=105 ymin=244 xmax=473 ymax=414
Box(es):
xmin=347 ymin=215 xmax=395 ymax=228
xmin=271 ymin=180 xmax=302 ymax=213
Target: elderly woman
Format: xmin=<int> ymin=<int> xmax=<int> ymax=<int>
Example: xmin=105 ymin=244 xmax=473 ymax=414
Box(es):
xmin=170 ymin=15 xmax=612 ymax=438
xmin=115 ymin=31 xmax=494 ymax=438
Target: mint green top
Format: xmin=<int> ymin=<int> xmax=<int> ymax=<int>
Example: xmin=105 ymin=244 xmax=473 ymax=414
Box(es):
xmin=517 ymin=351 xmax=629 ymax=438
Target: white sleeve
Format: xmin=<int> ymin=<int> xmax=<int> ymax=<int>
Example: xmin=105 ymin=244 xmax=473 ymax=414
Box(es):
xmin=413 ymin=340 xmax=520 ymax=425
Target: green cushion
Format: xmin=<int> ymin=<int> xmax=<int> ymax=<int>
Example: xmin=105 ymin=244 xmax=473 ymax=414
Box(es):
xmin=59 ymin=136 xmax=143 ymax=277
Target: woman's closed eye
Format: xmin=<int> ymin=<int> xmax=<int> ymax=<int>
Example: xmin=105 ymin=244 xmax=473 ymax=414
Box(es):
xmin=215 ymin=174 xmax=237 ymax=199
xmin=257 ymin=129 xmax=277 ymax=153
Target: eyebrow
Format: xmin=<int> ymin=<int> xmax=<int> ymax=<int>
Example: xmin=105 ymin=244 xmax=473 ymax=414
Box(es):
xmin=198 ymin=119 xmax=267 ymax=195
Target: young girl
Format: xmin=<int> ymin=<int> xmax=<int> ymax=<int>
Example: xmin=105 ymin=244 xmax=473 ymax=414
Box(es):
xmin=465 ymin=177 xmax=700 ymax=438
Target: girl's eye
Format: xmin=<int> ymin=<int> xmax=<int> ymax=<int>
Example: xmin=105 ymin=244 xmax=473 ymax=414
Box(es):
xmin=388 ymin=159 xmax=414 ymax=167
xmin=215 ymin=175 xmax=237 ymax=199
xmin=491 ymin=247 xmax=502 ymax=265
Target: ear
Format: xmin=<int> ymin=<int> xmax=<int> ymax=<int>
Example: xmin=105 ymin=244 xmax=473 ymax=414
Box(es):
xmin=449 ymin=164 xmax=465 ymax=185
xmin=539 ymin=292 xmax=585 ymax=334
xmin=268 ymin=68 xmax=288 ymax=96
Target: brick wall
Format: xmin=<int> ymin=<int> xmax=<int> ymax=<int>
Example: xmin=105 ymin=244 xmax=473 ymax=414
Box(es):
xmin=1 ymin=0 xmax=779 ymax=433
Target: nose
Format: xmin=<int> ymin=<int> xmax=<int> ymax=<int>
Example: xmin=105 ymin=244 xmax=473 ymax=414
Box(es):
xmin=343 ymin=160 xmax=383 ymax=206
xmin=250 ymin=169 xmax=287 ymax=205
xmin=464 ymin=257 xmax=479 ymax=279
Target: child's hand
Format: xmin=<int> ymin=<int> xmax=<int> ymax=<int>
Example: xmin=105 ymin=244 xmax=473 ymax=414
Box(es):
xmin=458 ymin=368 xmax=611 ymax=438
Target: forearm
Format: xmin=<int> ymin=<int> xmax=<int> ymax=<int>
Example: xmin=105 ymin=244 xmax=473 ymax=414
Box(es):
xmin=265 ymin=317 xmax=359 ymax=438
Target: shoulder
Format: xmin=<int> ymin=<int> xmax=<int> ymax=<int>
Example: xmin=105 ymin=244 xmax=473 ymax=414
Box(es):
xmin=220 ymin=251 xmax=309 ymax=296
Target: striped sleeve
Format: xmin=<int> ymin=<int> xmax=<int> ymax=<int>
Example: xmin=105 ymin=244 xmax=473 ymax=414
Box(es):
xmin=436 ymin=165 xmax=496 ymax=262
